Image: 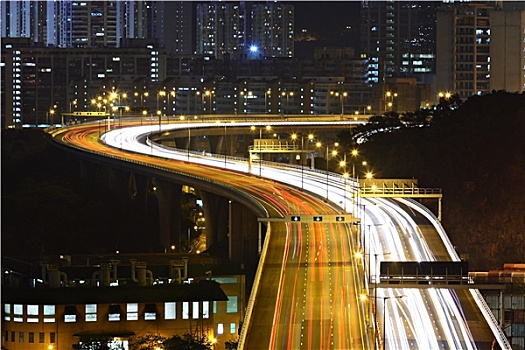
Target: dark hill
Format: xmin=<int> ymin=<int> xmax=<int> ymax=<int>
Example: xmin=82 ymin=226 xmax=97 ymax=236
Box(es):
xmin=360 ymin=91 xmax=525 ymax=270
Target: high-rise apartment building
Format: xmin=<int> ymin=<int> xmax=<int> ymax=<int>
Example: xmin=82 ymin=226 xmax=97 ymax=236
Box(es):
xmin=436 ymin=1 xmax=525 ymax=99
xmin=1 ymin=1 xmax=56 ymax=46
xmin=1 ymin=1 xmax=192 ymax=50
xmin=360 ymin=0 xmax=438 ymax=84
xmin=69 ymin=1 xmax=119 ymax=48
xmin=162 ymin=1 xmax=194 ymax=55
xmin=195 ymin=2 xmax=247 ymax=59
xmin=195 ymin=2 xmax=294 ymax=60
xmin=251 ymin=2 xmax=294 ymax=59
xmin=487 ymin=5 xmax=525 ymax=93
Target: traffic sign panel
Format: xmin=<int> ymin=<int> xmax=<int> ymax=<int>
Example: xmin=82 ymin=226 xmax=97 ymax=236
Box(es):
xmin=313 ymin=216 xmax=323 ymax=222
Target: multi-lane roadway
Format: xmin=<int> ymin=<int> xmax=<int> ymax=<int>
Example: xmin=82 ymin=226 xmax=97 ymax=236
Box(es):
xmin=50 ymin=120 xmax=510 ymax=349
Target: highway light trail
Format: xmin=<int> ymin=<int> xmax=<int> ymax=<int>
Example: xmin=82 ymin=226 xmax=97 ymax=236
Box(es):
xmin=93 ymin=121 xmax=508 ymax=349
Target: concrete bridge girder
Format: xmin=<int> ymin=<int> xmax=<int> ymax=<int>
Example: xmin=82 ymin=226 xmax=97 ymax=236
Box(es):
xmin=71 ymin=149 xmax=267 ymax=264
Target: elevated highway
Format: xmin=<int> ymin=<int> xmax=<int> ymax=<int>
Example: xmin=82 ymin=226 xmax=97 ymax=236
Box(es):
xmin=49 ymin=119 xmax=511 ymax=349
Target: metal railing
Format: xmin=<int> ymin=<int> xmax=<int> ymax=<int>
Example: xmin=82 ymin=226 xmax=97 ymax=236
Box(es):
xmin=360 ymin=186 xmax=442 ymax=196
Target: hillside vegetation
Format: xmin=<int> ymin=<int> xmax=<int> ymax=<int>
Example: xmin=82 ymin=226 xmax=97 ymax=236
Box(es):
xmin=356 ymin=91 xmax=525 ymax=270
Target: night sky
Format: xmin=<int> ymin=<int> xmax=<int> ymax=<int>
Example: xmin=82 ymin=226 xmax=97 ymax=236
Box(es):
xmin=293 ymin=1 xmax=361 ymax=35
xmin=291 ymin=1 xmax=362 ymax=57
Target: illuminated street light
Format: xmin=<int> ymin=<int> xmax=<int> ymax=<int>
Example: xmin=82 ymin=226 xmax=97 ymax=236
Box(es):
xmin=250 ymin=125 xmax=271 ymax=176
xmin=204 ymin=90 xmax=214 ymax=116
xmin=330 ymin=91 xmax=348 ymax=116
xmin=316 ymin=142 xmax=339 ymax=200
xmin=265 ymin=90 xmax=272 ymax=114
xmin=385 ymin=91 xmax=398 ymax=112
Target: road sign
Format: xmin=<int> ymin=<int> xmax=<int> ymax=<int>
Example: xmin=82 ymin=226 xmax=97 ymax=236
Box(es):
xmin=291 ymin=216 xmax=301 ymax=222
xmin=313 ymin=216 xmax=323 ymax=222
xmin=336 ymin=216 xmax=345 ymax=222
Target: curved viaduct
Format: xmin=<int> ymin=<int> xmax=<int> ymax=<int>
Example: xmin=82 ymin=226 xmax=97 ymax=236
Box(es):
xmin=50 ymin=120 xmax=355 ymax=265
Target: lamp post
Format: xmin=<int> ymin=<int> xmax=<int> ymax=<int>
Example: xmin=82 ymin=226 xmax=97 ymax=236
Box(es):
xmin=291 ymin=133 xmax=307 ymax=189
xmin=321 ymin=142 xmax=338 ymax=200
xmin=342 ymin=171 xmax=349 ymax=212
xmin=195 ymin=91 xmax=200 ymax=117
xmin=373 ymin=251 xmax=391 ymax=350
xmin=168 ymin=90 xmax=175 ymax=120
xmin=204 ymin=90 xmax=214 ymax=116
xmin=141 ymin=110 xmax=147 ymax=126
xmin=280 ymin=91 xmax=294 ymax=115
xmin=157 ymin=110 xmax=162 ymax=131
xmin=382 ymin=295 xmax=405 ymax=350
xmin=264 ymin=90 xmax=271 ymax=114
xmin=240 ymin=91 xmax=252 ymax=115
xmin=385 ymin=91 xmax=398 ymax=112
xmin=251 ymin=125 xmax=271 ymax=176
xmin=330 ymin=91 xmax=348 ymax=116
xmin=157 ymin=90 xmax=164 ymax=116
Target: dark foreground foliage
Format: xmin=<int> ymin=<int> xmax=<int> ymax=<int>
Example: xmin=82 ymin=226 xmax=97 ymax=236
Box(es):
xmin=353 ymin=91 xmax=525 ymax=270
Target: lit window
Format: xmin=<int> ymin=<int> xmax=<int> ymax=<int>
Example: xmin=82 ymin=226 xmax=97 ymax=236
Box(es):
xmin=44 ymin=305 xmax=55 ymax=323
xmin=144 ymin=303 xmax=157 ymax=320
xmin=218 ymin=323 xmax=224 ymax=335
xmin=85 ymin=304 xmax=97 ymax=322
xmin=203 ymin=301 xmax=210 ymax=319
xmin=182 ymin=302 xmax=189 ymax=319
xmin=64 ymin=305 xmax=77 ymax=323
xmin=192 ymin=302 xmax=199 ymax=319
xmin=14 ymin=304 xmax=23 ymax=322
xmin=4 ymin=304 xmax=10 ymax=321
xmin=108 ymin=304 xmax=121 ymax=321
xmin=27 ymin=305 xmax=39 ymax=323
xmin=230 ymin=323 xmax=236 ymax=334
xmin=227 ymin=296 xmax=238 ymax=313
xmin=165 ymin=302 xmax=176 ymax=320
xmin=127 ymin=303 xmax=138 ymax=321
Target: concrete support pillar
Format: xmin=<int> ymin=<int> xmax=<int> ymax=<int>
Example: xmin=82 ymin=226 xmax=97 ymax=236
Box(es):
xmin=199 ymin=190 xmax=229 ymax=257
xmin=208 ymin=135 xmax=222 ymax=155
xmin=229 ymin=200 xmax=259 ymax=264
xmin=152 ymin=178 xmax=182 ymax=251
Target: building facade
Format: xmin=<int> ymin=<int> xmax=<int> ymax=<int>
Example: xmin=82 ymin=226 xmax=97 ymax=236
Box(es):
xmin=2 ymin=254 xmax=246 ymax=350
xmin=195 ymin=2 xmax=248 ymax=59
xmin=470 ymin=264 xmax=525 ymax=350
xmin=436 ymin=1 xmax=525 ymax=99
xmin=250 ymin=2 xmax=294 ymax=59
xmin=360 ymin=0 xmax=438 ymax=84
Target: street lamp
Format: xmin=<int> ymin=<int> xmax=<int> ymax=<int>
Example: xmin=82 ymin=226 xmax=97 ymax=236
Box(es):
xmin=141 ymin=110 xmax=147 ymax=126
xmin=134 ymin=91 xmax=148 ymax=109
xmin=342 ymin=171 xmax=349 ymax=212
xmin=317 ymin=142 xmax=339 ymax=200
xmin=385 ymin=91 xmax=398 ymax=112
xmin=330 ymin=91 xmax=348 ymax=116
xmin=264 ymin=90 xmax=271 ymax=114
xmin=240 ymin=91 xmax=252 ymax=115
xmin=195 ymin=91 xmax=201 ymax=116
xmin=291 ymin=132 xmax=307 ymax=189
xmin=382 ymin=295 xmax=405 ymax=350
xmin=373 ymin=251 xmax=391 ymax=350
xmin=251 ymin=125 xmax=271 ymax=176
xmin=204 ymin=90 xmax=214 ymax=116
